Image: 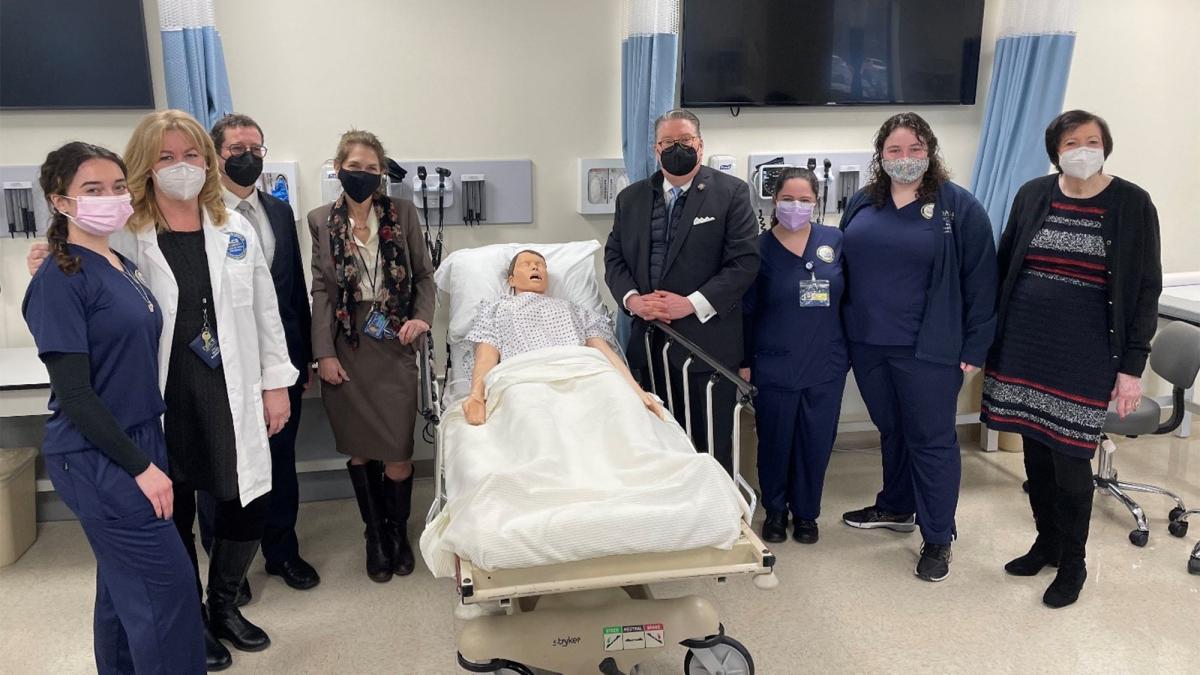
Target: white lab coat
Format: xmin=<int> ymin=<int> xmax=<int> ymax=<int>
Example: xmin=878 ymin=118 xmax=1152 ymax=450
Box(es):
xmin=111 ymin=208 xmax=298 ymax=505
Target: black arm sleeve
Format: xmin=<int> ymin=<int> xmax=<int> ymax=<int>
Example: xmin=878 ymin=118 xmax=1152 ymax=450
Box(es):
xmin=43 ymin=353 xmax=151 ymax=476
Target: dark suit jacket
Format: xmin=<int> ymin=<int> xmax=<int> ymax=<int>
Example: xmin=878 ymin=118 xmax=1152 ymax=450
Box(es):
xmin=259 ymin=190 xmax=312 ymax=387
xmin=604 ymin=166 xmax=760 ymax=370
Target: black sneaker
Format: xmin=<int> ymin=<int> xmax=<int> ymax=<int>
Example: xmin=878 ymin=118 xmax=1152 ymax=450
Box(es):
xmin=761 ymin=512 xmax=788 ymax=543
xmin=793 ymin=519 xmax=819 ymax=544
xmin=842 ymin=505 xmax=916 ymax=532
xmin=915 ymin=543 xmax=952 ymax=582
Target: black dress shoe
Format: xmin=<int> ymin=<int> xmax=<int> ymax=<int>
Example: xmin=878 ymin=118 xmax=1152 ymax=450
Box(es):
xmin=761 ymin=512 xmax=788 ymax=543
xmin=793 ymin=519 xmax=819 ymax=544
xmin=266 ymin=557 xmax=321 ymax=590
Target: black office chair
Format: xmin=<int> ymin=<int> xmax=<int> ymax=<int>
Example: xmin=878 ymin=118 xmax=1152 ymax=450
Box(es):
xmin=1095 ymin=322 xmax=1200 ymax=570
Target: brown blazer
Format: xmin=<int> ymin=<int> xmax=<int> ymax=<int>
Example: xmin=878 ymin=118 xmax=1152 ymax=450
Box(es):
xmin=308 ymin=196 xmax=436 ymax=359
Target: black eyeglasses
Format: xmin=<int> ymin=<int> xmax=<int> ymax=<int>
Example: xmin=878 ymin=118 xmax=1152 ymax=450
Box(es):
xmin=223 ymin=144 xmax=268 ymax=159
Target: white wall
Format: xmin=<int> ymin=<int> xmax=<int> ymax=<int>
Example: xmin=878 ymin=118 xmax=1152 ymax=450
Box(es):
xmin=1 ymin=0 xmax=1196 ymax=416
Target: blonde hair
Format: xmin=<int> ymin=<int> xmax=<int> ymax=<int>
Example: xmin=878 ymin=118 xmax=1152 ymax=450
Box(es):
xmin=124 ymin=109 xmax=227 ymax=231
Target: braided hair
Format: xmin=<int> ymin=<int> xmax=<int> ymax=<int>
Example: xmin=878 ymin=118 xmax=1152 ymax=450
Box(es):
xmin=38 ymin=142 xmax=127 ymax=275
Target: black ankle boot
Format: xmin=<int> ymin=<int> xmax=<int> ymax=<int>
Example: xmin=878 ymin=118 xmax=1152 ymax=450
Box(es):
xmin=761 ymin=512 xmax=788 ymax=543
xmin=202 ymin=606 xmax=232 ymax=671
xmin=1004 ymin=543 xmax=1059 ymax=576
xmin=1043 ymin=563 xmax=1087 ymax=608
xmin=384 ymin=473 xmax=416 ymax=576
xmin=208 ymin=539 xmax=271 ymax=652
xmin=348 ymin=461 xmax=393 ymax=582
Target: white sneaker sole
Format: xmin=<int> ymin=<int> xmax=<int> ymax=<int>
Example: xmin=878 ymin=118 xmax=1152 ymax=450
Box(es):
xmin=842 ymin=518 xmax=917 ymax=533
xmin=915 ymin=567 xmax=951 ymax=582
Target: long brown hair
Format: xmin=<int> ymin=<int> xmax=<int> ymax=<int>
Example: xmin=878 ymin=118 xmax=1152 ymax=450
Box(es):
xmin=865 ymin=112 xmax=950 ymax=208
xmin=38 ymin=142 xmax=127 ymax=275
xmin=123 ymin=109 xmax=227 ymax=232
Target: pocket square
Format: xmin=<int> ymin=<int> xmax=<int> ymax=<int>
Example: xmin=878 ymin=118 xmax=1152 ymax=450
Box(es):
xmin=693 ymin=216 xmax=716 ymax=225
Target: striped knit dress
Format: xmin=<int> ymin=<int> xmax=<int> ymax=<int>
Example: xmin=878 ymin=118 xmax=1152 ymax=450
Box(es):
xmin=981 ymin=182 xmax=1118 ymax=458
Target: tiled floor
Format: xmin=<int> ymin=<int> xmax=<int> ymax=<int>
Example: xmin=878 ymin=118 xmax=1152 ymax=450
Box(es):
xmin=2 ymin=428 xmax=1197 ymax=674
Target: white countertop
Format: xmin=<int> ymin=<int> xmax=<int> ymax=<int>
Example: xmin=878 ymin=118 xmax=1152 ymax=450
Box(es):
xmin=0 ymin=347 xmax=48 ymax=390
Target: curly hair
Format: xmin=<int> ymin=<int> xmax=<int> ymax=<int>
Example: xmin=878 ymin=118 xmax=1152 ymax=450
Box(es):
xmin=38 ymin=142 xmax=127 ymax=274
xmin=864 ymin=112 xmax=950 ymax=208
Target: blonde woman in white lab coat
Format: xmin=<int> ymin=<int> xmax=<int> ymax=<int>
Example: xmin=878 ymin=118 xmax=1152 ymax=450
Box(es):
xmin=31 ymin=109 xmax=298 ymax=670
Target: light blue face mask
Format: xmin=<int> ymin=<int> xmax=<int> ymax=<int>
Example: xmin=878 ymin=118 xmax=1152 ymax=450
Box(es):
xmin=881 ymin=157 xmax=929 ymax=184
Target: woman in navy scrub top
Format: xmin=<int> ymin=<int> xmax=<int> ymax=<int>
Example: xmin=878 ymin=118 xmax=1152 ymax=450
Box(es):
xmin=839 ymin=113 xmax=997 ymax=583
xmin=22 ymin=143 xmax=204 ymax=674
xmin=740 ymin=168 xmax=847 ymax=545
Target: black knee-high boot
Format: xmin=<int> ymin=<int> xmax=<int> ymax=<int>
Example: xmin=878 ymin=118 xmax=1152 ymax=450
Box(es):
xmin=183 ymin=532 xmax=232 ymax=670
xmin=348 ymin=461 xmax=393 ymax=582
xmin=1044 ymin=483 xmax=1092 ymax=608
xmin=1006 ymin=439 xmax=1062 ymax=575
xmin=208 ymin=539 xmax=270 ymax=651
xmin=384 ymin=473 xmax=415 ymax=576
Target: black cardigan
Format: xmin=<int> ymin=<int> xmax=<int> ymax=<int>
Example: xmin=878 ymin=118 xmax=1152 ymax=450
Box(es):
xmin=994 ymin=174 xmax=1162 ymax=376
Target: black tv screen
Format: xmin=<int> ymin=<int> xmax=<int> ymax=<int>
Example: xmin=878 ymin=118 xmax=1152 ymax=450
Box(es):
xmin=0 ymin=0 xmax=154 ymax=109
xmin=680 ymin=0 xmax=985 ymax=107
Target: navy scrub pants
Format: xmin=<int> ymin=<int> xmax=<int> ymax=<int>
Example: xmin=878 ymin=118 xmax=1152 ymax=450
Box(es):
xmin=849 ymin=343 xmax=963 ymax=545
xmin=199 ymin=381 xmax=303 ymax=561
xmin=44 ymin=422 xmax=205 ymax=675
xmin=754 ymin=375 xmax=846 ymax=521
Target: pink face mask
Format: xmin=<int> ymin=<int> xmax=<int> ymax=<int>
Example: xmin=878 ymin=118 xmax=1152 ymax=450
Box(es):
xmin=59 ymin=194 xmax=134 ymax=235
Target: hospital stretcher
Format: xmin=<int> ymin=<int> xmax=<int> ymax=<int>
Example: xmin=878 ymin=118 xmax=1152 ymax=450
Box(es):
xmin=418 ymin=321 xmax=778 ymax=675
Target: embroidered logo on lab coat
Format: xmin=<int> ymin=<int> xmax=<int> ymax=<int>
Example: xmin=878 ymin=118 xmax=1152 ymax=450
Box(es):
xmin=921 ymin=203 xmax=935 ymax=220
xmin=693 ymin=216 xmax=716 ymax=225
xmin=816 ymin=245 xmax=835 ymax=263
xmin=227 ymin=232 xmax=248 ymax=260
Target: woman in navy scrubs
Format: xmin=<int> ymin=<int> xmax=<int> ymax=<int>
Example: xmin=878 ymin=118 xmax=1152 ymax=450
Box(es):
xmin=839 ymin=113 xmax=997 ymax=582
xmin=741 ymin=168 xmax=848 ymax=545
xmin=22 ymin=142 xmax=204 ymax=674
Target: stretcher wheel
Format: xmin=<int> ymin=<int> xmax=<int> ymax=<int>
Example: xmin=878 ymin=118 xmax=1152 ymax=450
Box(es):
xmin=682 ymin=634 xmax=754 ymax=675
xmin=490 ymin=666 xmax=533 ymax=675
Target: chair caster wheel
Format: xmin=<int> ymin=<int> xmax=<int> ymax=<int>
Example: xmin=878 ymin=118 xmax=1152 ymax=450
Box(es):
xmin=1168 ymin=507 xmax=1186 ymax=522
xmin=1189 ymin=557 xmax=1200 ymax=576
xmin=1021 ymin=480 xmax=1029 ymax=494
xmin=1168 ymin=520 xmax=1189 ymax=537
xmin=1128 ymin=529 xmax=1149 ymax=547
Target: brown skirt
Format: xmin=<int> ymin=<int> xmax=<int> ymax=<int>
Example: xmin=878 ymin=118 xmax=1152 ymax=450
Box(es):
xmin=321 ymin=317 xmax=419 ymax=462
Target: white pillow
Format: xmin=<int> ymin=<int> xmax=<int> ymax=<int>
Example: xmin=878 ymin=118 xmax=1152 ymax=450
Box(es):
xmin=434 ymin=240 xmax=608 ymax=347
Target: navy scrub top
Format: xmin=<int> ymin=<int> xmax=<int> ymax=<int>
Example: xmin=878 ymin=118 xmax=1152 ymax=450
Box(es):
xmin=22 ymin=245 xmax=166 ymax=456
xmin=743 ymin=225 xmax=848 ymax=391
xmin=842 ymin=198 xmax=937 ymax=346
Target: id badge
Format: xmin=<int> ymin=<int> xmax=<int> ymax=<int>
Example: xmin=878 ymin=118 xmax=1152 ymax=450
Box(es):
xmin=798 ymin=279 xmax=831 ymax=308
xmin=362 ymin=308 xmax=392 ymax=341
xmin=189 ymin=327 xmax=222 ymax=368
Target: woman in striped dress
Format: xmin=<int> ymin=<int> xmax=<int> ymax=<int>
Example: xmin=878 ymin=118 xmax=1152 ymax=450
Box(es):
xmin=983 ymin=110 xmax=1162 ymax=608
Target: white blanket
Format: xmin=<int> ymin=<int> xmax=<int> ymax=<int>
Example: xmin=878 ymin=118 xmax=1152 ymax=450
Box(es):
xmin=420 ymin=345 xmax=746 ymax=577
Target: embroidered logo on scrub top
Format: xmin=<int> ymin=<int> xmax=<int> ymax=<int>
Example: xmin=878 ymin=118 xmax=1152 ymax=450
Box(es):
xmin=227 ymin=232 xmax=248 ymax=260
xmin=921 ymin=203 xmax=935 ymax=220
xmin=816 ymin=245 xmax=835 ymax=263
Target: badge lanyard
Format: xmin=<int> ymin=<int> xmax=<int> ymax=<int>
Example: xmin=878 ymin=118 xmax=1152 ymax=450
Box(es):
xmin=118 ymin=262 xmax=155 ymax=314
xmin=354 ymin=229 xmax=394 ymax=341
xmin=798 ymin=260 xmax=831 ymax=308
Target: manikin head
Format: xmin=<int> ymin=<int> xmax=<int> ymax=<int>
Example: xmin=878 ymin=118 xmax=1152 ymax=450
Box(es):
xmin=507 ymin=250 xmax=548 ymax=294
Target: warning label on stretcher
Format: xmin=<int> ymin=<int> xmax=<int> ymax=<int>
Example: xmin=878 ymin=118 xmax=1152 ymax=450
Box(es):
xmin=603 ymin=624 xmax=664 ymax=651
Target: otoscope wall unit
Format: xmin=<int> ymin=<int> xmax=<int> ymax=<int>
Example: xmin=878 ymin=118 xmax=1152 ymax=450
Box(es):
xmin=747 ymin=150 xmax=873 ymax=221
xmin=1 ymin=165 xmax=47 ymax=239
xmin=390 ymin=159 xmax=532 ymax=226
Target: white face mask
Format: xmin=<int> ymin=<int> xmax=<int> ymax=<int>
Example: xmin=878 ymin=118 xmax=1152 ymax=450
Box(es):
xmin=1059 ymin=147 xmax=1105 ymax=181
xmin=154 ymin=162 xmax=207 ymax=201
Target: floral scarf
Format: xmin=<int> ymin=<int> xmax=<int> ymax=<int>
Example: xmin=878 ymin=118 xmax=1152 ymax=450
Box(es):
xmin=328 ymin=194 xmax=411 ymax=348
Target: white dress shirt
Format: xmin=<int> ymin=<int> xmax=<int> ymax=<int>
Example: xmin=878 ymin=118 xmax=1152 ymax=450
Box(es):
xmin=222 ymin=187 xmax=276 ymax=267
xmin=621 ymin=176 xmax=716 ymax=323
xmin=351 ymin=211 xmax=383 ymax=303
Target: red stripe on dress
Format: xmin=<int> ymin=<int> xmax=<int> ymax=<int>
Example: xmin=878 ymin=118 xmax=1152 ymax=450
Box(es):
xmin=986 ymin=371 xmax=1110 ymax=408
xmin=1051 ymin=201 xmax=1107 ymax=215
xmin=1025 ymin=254 xmax=1106 ymax=271
xmin=1026 ymin=263 xmax=1107 ymax=285
xmin=981 ymin=412 xmax=1099 ymax=450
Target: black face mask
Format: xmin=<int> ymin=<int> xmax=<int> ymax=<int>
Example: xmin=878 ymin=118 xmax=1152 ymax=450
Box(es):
xmin=338 ymin=169 xmax=382 ymax=204
xmin=223 ymin=152 xmax=263 ymax=188
xmin=660 ymin=143 xmax=699 ymax=177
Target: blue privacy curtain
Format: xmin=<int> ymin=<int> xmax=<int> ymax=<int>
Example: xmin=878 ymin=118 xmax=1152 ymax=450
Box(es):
xmin=158 ymin=0 xmax=233 ymax=128
xmin=618 ymin=0 xmax=680 ymax=350
xmin=971 ymin=0 xmax=1078 ymax=241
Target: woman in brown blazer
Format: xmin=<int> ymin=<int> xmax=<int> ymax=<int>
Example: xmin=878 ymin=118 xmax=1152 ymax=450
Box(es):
xmin=309 ymin=129 xmax=434 ymax=582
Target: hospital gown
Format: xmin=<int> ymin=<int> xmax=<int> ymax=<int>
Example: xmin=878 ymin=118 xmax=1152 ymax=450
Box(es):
xmin=466 ymin=292 xmax=615 ymax=362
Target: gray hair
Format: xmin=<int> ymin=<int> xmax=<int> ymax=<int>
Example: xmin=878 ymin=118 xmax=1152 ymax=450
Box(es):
xmin=653 ymin=108 xmax=701 ymax=138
